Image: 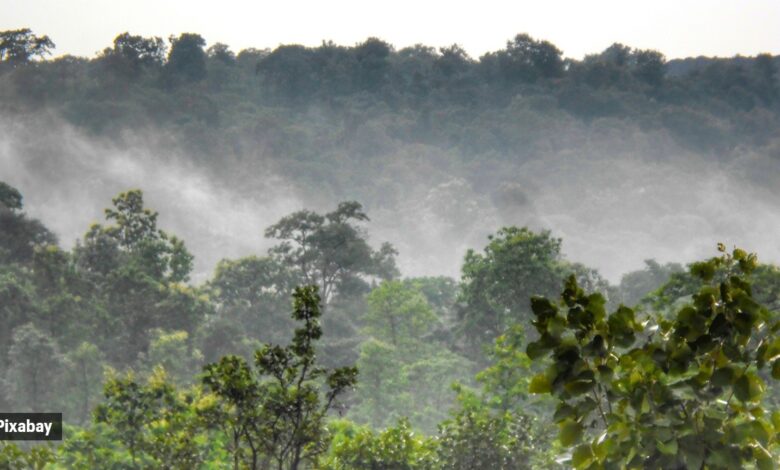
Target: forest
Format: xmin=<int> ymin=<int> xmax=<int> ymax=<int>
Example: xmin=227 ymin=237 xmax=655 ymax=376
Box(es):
xmin=1 ymin=27 xmax=780 ymax=468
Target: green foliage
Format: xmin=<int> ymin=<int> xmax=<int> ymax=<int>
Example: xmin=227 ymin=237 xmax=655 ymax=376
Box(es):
xmin=62 ymin=342 xmax=106 ymax=425
xmin=437 ymin=408 xmax=543 ymax=470
xmin=73 ymin=190 xmax=206 ymax=365
xmin=0 ymin=181 xmax=56 ymax=264
xmin=165 ymin=33 xmax=207 ymax=83
xmin=101 ymin=189 xmax=193 ymax=283
xmin=0 ymin=181 xmax=22 ymax=210
xmin=351 ymin=338 xmax=472 ymax=433
xmin=458 ymin=227 xmax=564 ymax=354
xmin=365 ymin=280 xmax=438 ymax=346
xmin=265 ymin=201 xmax=398 ymax=303
xmin=528 ymin=246 xmax=780 ymax=469
xmin=0 ymin=28 xmax=54 ymax=65
xmin=475 ymin=324 xmax=533 ymax=412
xmin=144 ymin=330 xmax=203 ymax=386
xmin=458 ymin=227 xmax=613 ymax=360
xmin=5 ymin=322 xmax=63 ymax=411
xmin=202 ymin=285 xmax=358 ymax=469
xmin=203 ymin=255 xmax=297 ymax=358
xmin=321 ymin=418 xmax=438 ymax=469
xmin=100 ymin=32 xmax=166 ymax=79
xmin=619 ymin=259 xmax=684 ymax=307
xmin=0 ymin=443 xmax=56 ymax=469
xmin=95 ymin=367 xmax=206 ymax=469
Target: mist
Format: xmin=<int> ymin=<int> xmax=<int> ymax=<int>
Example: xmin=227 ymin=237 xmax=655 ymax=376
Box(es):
xmin=4 ymin=111 xmax=780 ymax=284
xmin=0 ymin=113 xmax=304 ymax=282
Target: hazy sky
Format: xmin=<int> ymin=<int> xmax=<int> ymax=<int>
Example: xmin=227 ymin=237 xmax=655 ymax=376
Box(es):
xmin=3 ymin=0 xmax=779 ymax=60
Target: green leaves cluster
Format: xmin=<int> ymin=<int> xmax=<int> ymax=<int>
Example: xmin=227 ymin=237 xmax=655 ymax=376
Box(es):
xmin=528 ymin=246 xmax=780 ymax=469
xmin=94 ymin=367 xmax=206 ymax=469
xmin=201 ymin=285 xmax=358 ymax=470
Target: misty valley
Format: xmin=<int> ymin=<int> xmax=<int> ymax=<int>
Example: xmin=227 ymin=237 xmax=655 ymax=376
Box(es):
xmin=1 ymin=26 xmax=780 ymax=469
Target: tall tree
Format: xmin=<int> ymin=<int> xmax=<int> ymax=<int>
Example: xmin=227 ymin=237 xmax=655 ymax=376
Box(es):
xmin=73 ymin=190 xmax=205 ymax=364
xmin=265 ymin=201 xmax=398 ymax=304
xmin=202 ymin=286 xmax=358 ymax=470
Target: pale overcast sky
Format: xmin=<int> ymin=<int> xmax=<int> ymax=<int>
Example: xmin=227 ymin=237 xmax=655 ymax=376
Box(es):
xmin=2 ymin=0 xmax=779 ymax=60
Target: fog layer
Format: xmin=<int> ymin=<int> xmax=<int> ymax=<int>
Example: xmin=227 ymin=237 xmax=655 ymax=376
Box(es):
xmin=4 ymin=112 xmax=780 ymax=282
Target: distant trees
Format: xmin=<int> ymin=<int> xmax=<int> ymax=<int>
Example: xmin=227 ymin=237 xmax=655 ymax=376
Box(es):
xmin=0 ymin=28 xmax=54 ymax=66
xmin=496 ymin=33 xmax=564 ymax=82
xmin=0 ymin=181 xmax=56 ymax=264
xmin=166 ymin=33 xmax=207 ymax=83
xmin=364 ymin=280 xmax=437 ymax=346
xmin=5 ymin=323 xmax=63 ymax=411
xmin=100 ymin=32 xmax=166 ymax=78
xmin=201 ymin=256 xmax=297 ymax=359
xmin=618 ymin=259 xmax=684 ymax=306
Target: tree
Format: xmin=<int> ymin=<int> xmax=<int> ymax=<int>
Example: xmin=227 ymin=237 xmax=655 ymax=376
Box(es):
xmin=437 ymin=408 xmax=542 ymax=470
xmin=100 ymin=32 xmax=166 ymax=78
xmin=0 ymin=182 xmax=56 ymax=264
xmin=256 ymin=44 xmax=318 ymax=103
xmin=633 ymin=49 xmax=666 ymax=86
xmin=202 ymin=285 xmax=358 ymax=470
xmin=206 ymin=256 xmax=297 ymax=347
xmin=144 ymin=330 xmax=202 ymax=386
xmin=320 ymin=418 xmax=438 ymax=469
xmin=364 ymin=280 xmax=437 ymax=346
xmin=265 ymin=201 xmax=398 ymax=304
xmin=73 ymin=190 xmax=204 ymax=364
xmin=435 ymin=324 xmax=555 ymax=469
xmin=4 ymin=323 xmax=63 ymax=412
xmin=527 ymin=246 xmax=780 ymax=469
xmin=166 ymin=33 xmax=207 ymax=82
xmin=457 ymin=227 xmax=565 ymax=356
xmin=62 ymin=342 xmax=105 ymax=425
xmin=207 ymin=42 xmax=236 ymax=65
xmin=96 ymin=367 xmax=205 ymax=469
xmin=353 ymin=37 xmax=392 ymax=92
xmin=494 ymin=33 xmax=564 ymax=84
xmin=619 ymin=259 xmax=684 ymax=307
xmin=0 ymin=182 xmax=22 ymax=210
xmin=0 ymin=28 xmax=54 ymax=66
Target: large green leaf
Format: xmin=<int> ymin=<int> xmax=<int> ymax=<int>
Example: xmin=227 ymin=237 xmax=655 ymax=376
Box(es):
xmin=559 ymin=419 xmax=583 ymax=446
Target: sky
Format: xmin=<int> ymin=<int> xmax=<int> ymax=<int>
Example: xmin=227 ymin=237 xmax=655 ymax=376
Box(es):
xmin=2 ymin=0 xmax=779 ymax=60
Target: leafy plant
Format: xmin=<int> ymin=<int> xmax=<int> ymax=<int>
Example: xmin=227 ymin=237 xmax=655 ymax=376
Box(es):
xmin=528 ymin=245 xmax=780 ymax=469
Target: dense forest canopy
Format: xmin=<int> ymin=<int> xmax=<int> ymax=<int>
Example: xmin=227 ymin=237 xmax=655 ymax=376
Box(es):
xmin=1 ymin=29 xmax=779 ymax=282
xmin=1 ymin=27 xmax=780 ymax=468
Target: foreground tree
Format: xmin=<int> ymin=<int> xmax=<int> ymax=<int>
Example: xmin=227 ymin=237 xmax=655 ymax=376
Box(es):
xmin=202 ymin=286 xmax=358 ymax=470
xmin=95 ymin=367 xmax=205 ymax=469
xmin=528 ymin=245 xmax=780 ymax=468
